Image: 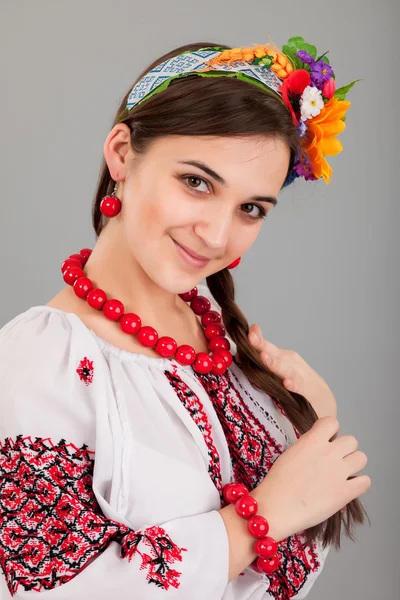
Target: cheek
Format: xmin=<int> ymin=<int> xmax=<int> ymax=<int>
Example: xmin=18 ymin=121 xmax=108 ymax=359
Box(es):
xmin=230 ymin=222 xmax=261 ymax=257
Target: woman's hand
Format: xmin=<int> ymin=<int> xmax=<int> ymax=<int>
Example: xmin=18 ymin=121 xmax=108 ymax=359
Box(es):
xmin=251 ymin=416 xmax=371 ymax=542
xmin=248 ymin=323 xmax=337 ymax=419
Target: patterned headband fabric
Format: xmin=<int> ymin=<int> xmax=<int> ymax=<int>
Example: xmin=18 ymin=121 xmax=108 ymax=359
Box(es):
xmin=122 ymin=39 xmax=359 ymax=187
xmin=126 ymin=49 xmax=283 ymax=111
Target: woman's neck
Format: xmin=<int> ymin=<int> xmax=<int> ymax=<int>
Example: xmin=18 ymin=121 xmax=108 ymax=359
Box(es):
xmin=48 ymin=222 xmax=209 ymax=357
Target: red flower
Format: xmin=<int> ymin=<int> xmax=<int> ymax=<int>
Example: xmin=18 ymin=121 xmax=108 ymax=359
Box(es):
xmin=280 ymin=69 xmax=311 ymax=126
xmin=76 ymin=357 xmax=94 ymax=385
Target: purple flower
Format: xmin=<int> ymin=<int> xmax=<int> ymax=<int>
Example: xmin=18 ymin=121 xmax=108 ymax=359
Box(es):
xmin=297 ymin=120 xmax=307 ymax=138
xmin=293 ymin=156 xmax=317 ymax=181
xmin=297 ymin=50 xmax=315 ymax=66
xmin=310 ymin=60 xmax=334 ymax=87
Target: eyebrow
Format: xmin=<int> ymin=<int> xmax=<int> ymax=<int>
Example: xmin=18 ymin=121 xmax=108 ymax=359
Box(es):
xmin=177 ymin=160 xmax=278 ymax=206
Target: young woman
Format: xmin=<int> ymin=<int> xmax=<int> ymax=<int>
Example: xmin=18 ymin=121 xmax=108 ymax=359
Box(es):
xmin=0 ymin=38 xmax=371 ymax=599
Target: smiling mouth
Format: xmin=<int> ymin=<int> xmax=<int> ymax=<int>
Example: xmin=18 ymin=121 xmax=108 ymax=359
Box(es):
xmin=174 ymin=241 xmax=210 ymax=261
xmin=172 ymin=238 xmax=211 ymax=267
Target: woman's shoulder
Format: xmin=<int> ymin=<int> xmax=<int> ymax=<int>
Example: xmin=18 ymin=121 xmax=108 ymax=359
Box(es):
xmin=0 ymin=305 xmax=104 ymax=393
xmin=0 ymin=305 xmax=92 ymax=356
xmin=0 ymin=306 xmax=106 ymax=450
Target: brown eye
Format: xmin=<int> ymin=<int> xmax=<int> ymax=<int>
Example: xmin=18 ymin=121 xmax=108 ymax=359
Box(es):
xmin=241 ymin=203 xmax=267 ymax=221
xmin=183 ymin=176 xmax=210 ymax=193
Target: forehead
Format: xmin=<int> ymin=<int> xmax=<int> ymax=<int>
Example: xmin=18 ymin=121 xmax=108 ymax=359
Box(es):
xmin=154 ymin=133 xmax=288 ymax=167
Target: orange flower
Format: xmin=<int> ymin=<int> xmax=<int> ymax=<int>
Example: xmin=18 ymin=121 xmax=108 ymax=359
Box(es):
xmin=300 ymin=96 xmax=351 ymax=184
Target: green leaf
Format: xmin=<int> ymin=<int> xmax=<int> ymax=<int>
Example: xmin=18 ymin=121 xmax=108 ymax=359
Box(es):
xmin=284 ymin=37 xmax=318 ymax=68
xmin=282 ymin=44 xmax=302 ymax=69
xmin=334 ymin=79 xmax=362 ymax=100
xmin=301 ymin=43 xmax=317 ymax=59
xmin=287 ymin=36 xmax=306 ymax=50
xmin=316 ymin=51 xmax=330 ymax=64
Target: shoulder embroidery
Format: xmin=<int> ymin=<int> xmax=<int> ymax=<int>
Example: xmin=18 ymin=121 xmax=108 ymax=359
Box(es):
xmin=76 ymin=356 xmax=94 ymax=385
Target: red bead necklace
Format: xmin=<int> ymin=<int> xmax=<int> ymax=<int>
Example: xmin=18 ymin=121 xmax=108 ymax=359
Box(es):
xmin=61 ymin=248 xmax=233 ymax=375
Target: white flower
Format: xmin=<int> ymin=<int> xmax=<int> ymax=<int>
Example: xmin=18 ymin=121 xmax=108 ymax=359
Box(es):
xmin=300 ymin=86 xmax=324 ymax=122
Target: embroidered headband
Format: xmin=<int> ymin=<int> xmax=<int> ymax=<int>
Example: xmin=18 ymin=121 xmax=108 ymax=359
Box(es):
xmin=122 ymin=37 xmax=360 ymax=186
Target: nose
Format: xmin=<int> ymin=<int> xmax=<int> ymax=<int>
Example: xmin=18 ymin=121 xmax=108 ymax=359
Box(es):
xmin=194 ymin=204 xmax=232 ymax=252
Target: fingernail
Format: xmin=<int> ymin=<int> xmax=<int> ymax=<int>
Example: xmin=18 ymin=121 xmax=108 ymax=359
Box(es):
xmin=251 ymin=333 xmax=259 ymax=344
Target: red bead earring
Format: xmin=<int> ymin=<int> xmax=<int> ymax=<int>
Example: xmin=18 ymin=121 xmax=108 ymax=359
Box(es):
xmin=227 ymin=257 xmax=241 ymax=269
xmin=100 ymin=181 xmax=122 ymax=218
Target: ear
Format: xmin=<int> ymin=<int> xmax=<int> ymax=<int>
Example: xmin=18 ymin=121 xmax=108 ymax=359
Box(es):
xmin=103 ymin=123 xmax=133 ymax=182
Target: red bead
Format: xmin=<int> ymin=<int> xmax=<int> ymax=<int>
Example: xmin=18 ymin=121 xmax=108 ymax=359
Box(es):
xmin=120 ymin=313 xmax=142 ymax=335
xmin=227 ymin=257 xmax=241 ymax=269
xmin=179 ymin=288 xmax=198 ymax=302
xmin=222 ymin=483 xmax=249 ymax=504
xmin=175 ymin=345 xmax=196 ymax=366
xmin=190 ymin=296 xmax=211 ymax=316
xmin=248 ymin=515 xmax=269 ymax=539
xmin=212 ymin=348 xmax=233 ymax=367
xmin=79 ymin=248 xmax=92 ymax=265
xmin=155 ymin=336 xmax=177 ymax=358
xmin=100 ymin=195 xmax=122 ymax=218
xmin=192 ymin=352 xmax=213 ymax=374
xmin=73 ymin=277 xmax=93 ymax=299
xmin=201 ymin=310 xmax=222 ymax=327
xmin=68 ymin=253 xmax=85 ymax=265
xmin=256 ymin=555 xmax=280 ymax=575
xmin=251 ymin=559 xmax=263 ymax=573
xmin=254 ymin=536 xmax=277 ymax=559
xmin=87 ymin=288 xmax=107 ymax=310
xmin=209 ymin=336 xmax=231 ymax=351
xmin=61 ymin=257 xmax=81 ymax=273
xmin=210 ymin=352 xmax=228 ymax=375
xmin=103 ymin=299 xmax=124 ymax=321
xmin=137 ymin=326 xmax=158 ymax=348
xmin=63 ymin=267 xmax=84 ymax=285
xmin=204 ymin=323 xmax=225 ymax=340
xmin=235 ymin=495 xmax=258 ymax=519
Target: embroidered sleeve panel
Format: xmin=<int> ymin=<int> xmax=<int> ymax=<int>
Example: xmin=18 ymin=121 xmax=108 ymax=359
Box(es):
xmin=0 ymin=436 xmax=186 ymax=596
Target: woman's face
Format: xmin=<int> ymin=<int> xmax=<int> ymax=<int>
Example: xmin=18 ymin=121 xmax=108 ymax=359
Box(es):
xmin=105 ymin=126 xmax=290 ymax=294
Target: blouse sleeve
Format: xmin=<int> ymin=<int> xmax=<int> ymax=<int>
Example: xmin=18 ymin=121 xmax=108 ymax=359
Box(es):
xmin=0 ymin=309 xmax=229 ymax=599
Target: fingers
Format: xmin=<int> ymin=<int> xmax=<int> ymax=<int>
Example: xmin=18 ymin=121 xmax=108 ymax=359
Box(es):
xmin=332 ymin=434 xmax=359 ymax=457
xmin=346 ymin=474 xmax=372 ymax=500
xmin=248 ymin=325 xmax=281 ymax=358
xmin=342 ymin=450 xmax=368 ymax=477
xmin=310 ymin=416 xmax=340 ymax=440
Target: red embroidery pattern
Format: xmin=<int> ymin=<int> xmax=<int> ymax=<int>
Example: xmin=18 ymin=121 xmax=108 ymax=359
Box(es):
xmin=76 ymin=357 xmax=94 ymax=385
xmin=0 ymin=436 xmax=185 ymax=595
xmin=196 ymin=370 xmax=283 ymax=491
xmin=193 ymin=370 xmax=320 ymax=599
xmin=122 ymin=527 xmax=187 ymax=590
xmin=164 ymin=369 xmax=223 ymax=499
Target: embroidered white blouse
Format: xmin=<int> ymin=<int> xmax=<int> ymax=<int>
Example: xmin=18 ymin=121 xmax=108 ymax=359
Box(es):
xmin=0 ymin=284 xmax=330 ymax=600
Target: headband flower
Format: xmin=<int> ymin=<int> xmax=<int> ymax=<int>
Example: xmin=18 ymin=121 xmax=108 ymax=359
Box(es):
xmin=205 ymin=37 xmax=361 ymax=184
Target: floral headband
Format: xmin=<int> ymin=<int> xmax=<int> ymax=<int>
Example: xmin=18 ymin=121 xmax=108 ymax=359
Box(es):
xmin=122 ymin=37 xmax=360 ymax=186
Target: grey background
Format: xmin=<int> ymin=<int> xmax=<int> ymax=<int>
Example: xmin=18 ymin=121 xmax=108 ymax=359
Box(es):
xmin=1 ymin=0 xmax=398 ymax=598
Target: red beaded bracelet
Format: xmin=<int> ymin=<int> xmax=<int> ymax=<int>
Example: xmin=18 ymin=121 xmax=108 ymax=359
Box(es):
xmin=222 ymin=482 xmax=280 ymax=575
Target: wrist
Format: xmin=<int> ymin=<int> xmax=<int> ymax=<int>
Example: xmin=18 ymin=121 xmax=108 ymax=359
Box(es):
xmin=223 ymin=483 xmax=281 ymax=575
xmin=249 ymin=491 xmax=286 ymax=543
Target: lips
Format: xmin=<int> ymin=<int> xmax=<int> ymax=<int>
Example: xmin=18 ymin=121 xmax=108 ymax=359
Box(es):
xmin=173 ymin=240 xmax=210 ymax=261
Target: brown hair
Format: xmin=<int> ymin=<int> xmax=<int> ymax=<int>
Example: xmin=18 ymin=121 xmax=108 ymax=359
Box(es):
xmin=92 ymin=41 xmax=368 ymax=549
